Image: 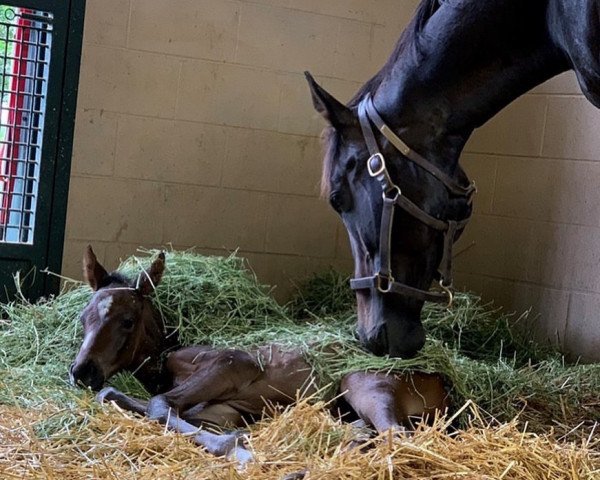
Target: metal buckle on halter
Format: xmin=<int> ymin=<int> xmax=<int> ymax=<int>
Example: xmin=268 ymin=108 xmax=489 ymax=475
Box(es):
xmin=438 ymin=279 xmax=454 ymax=308
xmin=367 ymin=153 xmax=386 ymax=177
xmin=376 ymin=273 xmax=394 ymax=293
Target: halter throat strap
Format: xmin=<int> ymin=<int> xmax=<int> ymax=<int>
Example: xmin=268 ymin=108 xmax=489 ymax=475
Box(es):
xmin=350 ymin=94 xmax=475 ymax=306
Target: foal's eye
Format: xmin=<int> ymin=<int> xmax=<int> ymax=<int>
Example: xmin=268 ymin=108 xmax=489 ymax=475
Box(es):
xmin=121 ymin=317 xmax=134 ymax=330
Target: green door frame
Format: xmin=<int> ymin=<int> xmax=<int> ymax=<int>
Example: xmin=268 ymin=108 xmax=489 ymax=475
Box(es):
xmin=0 ymin=0 xmax=85 ymax=301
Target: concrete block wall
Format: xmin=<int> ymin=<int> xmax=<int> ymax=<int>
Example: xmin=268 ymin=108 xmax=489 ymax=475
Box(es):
xmin=455 ymin=72 xmax=600 ymax=361
xmin=62 ymin=0 xmax=420 ymax=299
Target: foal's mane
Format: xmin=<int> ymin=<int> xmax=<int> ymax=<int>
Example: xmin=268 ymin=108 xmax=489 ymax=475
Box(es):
xmin=320 ymin=0 xmax=442 ymax=196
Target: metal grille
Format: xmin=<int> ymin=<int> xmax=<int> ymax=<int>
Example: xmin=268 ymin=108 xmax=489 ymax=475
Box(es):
xmin=0 ymin=6 xmax=52 ymax=244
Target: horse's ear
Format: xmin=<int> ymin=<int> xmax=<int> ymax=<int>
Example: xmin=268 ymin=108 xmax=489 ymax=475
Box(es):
xmin=83 ymin=245 xmax=108 ymax=291
xmin=304 ymin=71 xmax=355 ymax=129
xmin=137 ymin=252 xmax=165 ymax=296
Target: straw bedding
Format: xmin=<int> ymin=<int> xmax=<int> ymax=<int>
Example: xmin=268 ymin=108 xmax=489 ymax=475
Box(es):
xmin=0 ymin=248 xmax=598 ymax=479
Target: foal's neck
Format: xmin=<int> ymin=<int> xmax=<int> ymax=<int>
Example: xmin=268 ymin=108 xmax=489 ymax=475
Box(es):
xmin=131 ymin=302 xmax=178 ymax=394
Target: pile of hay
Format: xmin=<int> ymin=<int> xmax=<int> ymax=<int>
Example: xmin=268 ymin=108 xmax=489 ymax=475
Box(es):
xmin=0 ymin=248 xmax=598 ymax=478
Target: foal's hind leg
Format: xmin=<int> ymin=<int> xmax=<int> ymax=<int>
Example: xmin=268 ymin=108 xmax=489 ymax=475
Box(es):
xmin=96 ymin=387 xmax=149 ymax=415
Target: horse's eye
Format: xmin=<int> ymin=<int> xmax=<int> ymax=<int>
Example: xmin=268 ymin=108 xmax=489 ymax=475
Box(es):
xmin=329 ymin=191 xmax=344 ymax=213
xmin=121 ymin=317 xmax=134 ymax=330
xmin=346 ymin=158 xmax=356 ymax=171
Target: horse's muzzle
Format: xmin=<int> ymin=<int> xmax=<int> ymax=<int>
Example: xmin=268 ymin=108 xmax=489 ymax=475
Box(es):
xmin=359 ymin=318 xmax=425 ymax=359
xmin=70 ymin=359 xmax=104 ymax=391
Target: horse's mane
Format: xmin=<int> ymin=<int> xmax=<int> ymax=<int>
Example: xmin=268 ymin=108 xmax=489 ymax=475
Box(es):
xmin=320 ymin=0 xmax=442 ymax=196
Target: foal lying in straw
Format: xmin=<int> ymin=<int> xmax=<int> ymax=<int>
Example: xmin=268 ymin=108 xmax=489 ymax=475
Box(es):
xmin=70 ymin=247 xmax=449 ymax=463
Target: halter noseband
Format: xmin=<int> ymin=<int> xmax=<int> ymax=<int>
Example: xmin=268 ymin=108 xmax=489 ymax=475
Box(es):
xmin=350 ymin=94 xmax=476 ymax=307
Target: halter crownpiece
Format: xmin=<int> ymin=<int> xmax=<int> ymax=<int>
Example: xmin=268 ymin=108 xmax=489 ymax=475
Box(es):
xmin=350 ymin=94 xmax=475 ymax=307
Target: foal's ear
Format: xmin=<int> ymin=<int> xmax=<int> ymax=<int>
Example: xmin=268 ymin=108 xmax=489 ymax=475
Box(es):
xmin=304 ymin=71 xmax=355 ymax=129
xmin=83 ymin=245 xmax=108 ymax=291
xmin=137 ymin=252 xmax=165 ymax=296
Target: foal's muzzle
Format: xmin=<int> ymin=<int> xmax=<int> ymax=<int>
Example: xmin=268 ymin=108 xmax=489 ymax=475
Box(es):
xmin=70 ymin=360 xmax=104 ymax=391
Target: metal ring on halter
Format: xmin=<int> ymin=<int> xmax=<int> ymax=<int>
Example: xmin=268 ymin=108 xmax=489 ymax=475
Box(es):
xmin=376 ymin=274 xmax=394 ymax=293
xmin=367 ymin=153 xmax=386 ymax=177
xmin=438 ymin=279 xmax=454 ymax=308
xmin=383 ymin=185 xmax=401 ymax=202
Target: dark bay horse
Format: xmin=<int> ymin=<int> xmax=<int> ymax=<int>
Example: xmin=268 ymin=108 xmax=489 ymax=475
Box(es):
xmin=306 ymin=0 xmax=600 ymax=358
xmin=70 ymin=247 xmax=449 ymax=462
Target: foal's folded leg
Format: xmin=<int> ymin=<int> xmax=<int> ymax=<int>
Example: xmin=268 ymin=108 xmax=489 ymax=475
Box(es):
xmin=340 ymin=372 xmax=405 ymax=434
xmin=96 ymin=386 xmax=149 ymax=415
xmin=146 ymin=394 xmax=253 ymax=465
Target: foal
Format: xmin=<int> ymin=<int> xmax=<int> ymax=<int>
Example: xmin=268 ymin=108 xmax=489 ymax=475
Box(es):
xmin=70 ymin=247 xmax=449 ymax=462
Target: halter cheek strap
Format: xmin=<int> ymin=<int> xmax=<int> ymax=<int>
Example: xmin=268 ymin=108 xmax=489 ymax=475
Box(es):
xmin=350 ymin=94 xmax=475 ymax=307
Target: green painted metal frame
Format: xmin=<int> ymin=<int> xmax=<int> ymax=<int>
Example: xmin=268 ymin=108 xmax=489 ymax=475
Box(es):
xmin=0 ymin=0 xmax=85 ymax=301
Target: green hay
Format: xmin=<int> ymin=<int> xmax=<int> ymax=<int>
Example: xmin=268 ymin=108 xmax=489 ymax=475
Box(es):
xmin=0 ymin=248 xmax=598 ymax=441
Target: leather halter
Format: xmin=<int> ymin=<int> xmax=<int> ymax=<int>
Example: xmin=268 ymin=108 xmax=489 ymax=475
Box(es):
xmin=350 ymin=94 xmax=476 ymax=307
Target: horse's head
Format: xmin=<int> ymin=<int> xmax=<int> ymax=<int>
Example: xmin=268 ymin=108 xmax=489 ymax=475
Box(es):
xmin=70 ymin=246 xmax=166 ymax=390
xmin=306 ymin=73 xmax=471 ymax=358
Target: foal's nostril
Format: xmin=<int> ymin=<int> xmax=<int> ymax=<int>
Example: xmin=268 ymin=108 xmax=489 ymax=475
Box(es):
xmin=70 ymin=360 xmax=104 ymax=391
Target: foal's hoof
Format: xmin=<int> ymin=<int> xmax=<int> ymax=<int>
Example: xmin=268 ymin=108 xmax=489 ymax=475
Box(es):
xmin=96 ymin=386 xmax=119 ymax=404
xmin=227 ymin=445 xmax=254 ymax=466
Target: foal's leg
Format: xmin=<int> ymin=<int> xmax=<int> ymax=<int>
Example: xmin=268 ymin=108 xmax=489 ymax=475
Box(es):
xmin=146 ymin=394 xmax=252 ymax=464
xmin=96 ymin=386 xmax=149 ymax=415
xmin=340 ymin=371 xmax=449 ymax=434
xmin=144 ymin=350 xmax=262 ymax=463
xmin=340 ymin=372 xmax=404 ymax=433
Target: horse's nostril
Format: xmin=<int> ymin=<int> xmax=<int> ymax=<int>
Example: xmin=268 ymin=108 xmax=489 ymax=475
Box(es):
xmin=359 ymin=328 xmax=388 ymax=357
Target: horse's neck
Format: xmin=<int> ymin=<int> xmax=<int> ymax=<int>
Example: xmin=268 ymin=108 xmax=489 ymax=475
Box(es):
xmin=373 ymin=0 xmax=569 ymax=169
xmin=132 ymin=303 xmax=178 ymax=394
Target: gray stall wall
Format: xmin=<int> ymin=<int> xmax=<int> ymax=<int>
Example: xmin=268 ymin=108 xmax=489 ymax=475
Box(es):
xmin=63 ymin=1 xmax=600 ymax=361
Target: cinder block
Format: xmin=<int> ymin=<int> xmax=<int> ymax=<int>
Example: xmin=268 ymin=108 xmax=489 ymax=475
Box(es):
xmin=373 ymin=0 xmax=420 ymax=28
xmin=65 ymin=176 xmax=165 ymax=244
xmin=452 ymin=272 xmax=569 ymax=349
xmin=531 ymin=71 xmax=582 ymax=95
xmin=162 ymin=185 xmax=269 ymax=251
xmin=71 ymin=109 xmax=117 ymax=176
xmin=277 ymin=72 xmax=361 ymax=136
xmin=465 ymin=95 xmax=548 ymax=156
xmin=493 ymin=156 xmax=600 ymax=226
xmin=222 ymin=128 xmax=321 ymax=195
xmin=289 ymin=0 xmax=375 ymax=22
xmin=61 ymin=239 xmax=108 ymax=282
xmin=565 ymin=292 xmax=600 ymax=362
xmin=83 ymin=0 xmax=129 ymax=47
xmin=454 ymin=214 xmax=533 ymax=282
xmin=334 ymin=19 xmax=375 ymax=82
xmin=115 ymin=115 xmax=225 ymax=186
xmin=459 ymin=153 xmax=497 ymax=214
xmin=78 ymin=46 xmax=180 ymax=117
xmin=264 ymin=194 xmax=338 ymax=257
xmin=526 ymin=222 xmax=600 ymax=292
xmin=236 ymin=3 xmax=337 ymax=76
xmin=244 ymin=251 xmax=338 ymax=301
xmin=177 ymin=61 xmax=281 ymax=130
xmin=542 ymin=96 xmax=600 ymax=161
xmin=128 ymin=0 xmax=240 ymax=61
